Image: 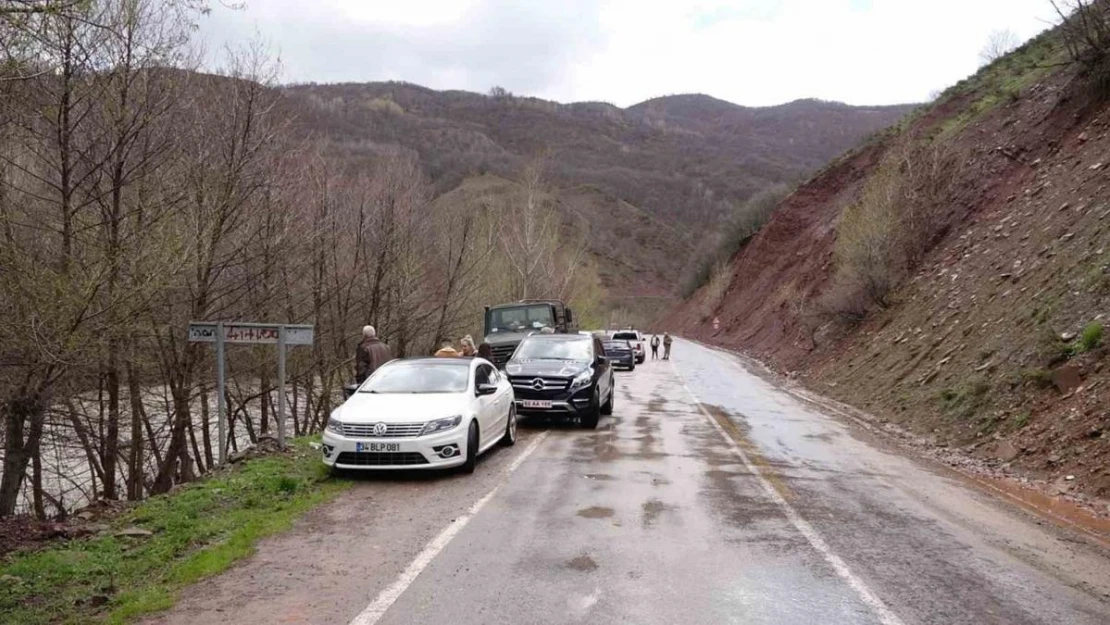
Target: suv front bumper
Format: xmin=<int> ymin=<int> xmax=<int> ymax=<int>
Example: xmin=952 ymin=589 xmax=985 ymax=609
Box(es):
xmin=513 ymin=386 xmax=595 ymax=416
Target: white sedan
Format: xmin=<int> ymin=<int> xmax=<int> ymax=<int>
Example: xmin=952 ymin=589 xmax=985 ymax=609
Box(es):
xmin=322 ymin=357 xmax=517 ymax=473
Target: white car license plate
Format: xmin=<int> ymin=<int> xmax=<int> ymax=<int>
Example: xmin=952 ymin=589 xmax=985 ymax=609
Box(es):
xmin=522 ymin=400 xmax=553 ymax=409
xmin=357 ymin=442 xmax=400 ymax=452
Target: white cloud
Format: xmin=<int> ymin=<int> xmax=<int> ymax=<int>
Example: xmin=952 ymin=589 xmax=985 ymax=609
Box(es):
xmin=198 ymin=0 xmax=1059 ymax=106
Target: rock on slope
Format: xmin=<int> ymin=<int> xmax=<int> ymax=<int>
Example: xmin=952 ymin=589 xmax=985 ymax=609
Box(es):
xmin=663 ymin=30 xmax=1110 ymax=504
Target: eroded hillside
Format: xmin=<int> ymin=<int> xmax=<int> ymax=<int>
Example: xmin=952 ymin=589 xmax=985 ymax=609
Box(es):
xmin=665 ymin=29 xmax=1110 ymax=503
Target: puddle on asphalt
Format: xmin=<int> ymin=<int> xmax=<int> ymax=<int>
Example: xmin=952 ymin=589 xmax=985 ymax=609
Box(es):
xmin=642 ymin=498 xmax=669 ymax=527
xmin=577 ymin=506 xmax=615 ymax=519
xmin=976 ymin=476 xmax=1110 ymax=543
xmin=567 ymin=555 xmax=599 ymax=572
xmin=644 ymin=398 xmax=667 ymax=413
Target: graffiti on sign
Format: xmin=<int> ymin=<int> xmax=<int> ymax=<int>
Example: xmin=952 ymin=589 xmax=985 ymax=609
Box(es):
xmin=187 ymin=323 xmax=314 ymax=345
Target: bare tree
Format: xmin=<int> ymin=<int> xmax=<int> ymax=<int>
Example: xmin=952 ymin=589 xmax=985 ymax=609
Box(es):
xmin=979 ymin=29 xmax=1021 ymax=66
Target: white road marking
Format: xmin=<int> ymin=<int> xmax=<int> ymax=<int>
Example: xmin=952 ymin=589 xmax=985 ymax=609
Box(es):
xmin=348 ymin=432 xmax=549 ymax=625
xmin=672 ymin=361 xmax=907 ymax=625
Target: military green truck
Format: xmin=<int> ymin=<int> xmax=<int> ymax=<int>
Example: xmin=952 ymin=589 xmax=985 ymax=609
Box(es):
xmin=483 ymin=300 xmax=578 ymax=367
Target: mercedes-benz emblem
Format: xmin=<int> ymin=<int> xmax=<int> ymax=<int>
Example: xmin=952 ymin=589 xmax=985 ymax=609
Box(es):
xmin=372 ymin=422 xmax=388 ymax=437
xmin=531 ymin=378 xmax=544 ymax=390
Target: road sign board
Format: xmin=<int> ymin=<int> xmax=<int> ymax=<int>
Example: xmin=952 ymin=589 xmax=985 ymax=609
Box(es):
xmin=188 ymin=322 xmax=314 ymax=345
xmin=187 ymin=321 xmax=315 ymax=464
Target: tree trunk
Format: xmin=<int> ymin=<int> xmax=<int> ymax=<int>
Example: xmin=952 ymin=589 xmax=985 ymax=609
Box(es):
xmin=0 ymin=390 xmax=47 ymax=517
xmin=103 ymin=349 xmax=120 ymax=500
xmin=126 ymin=362 xmax=144 ymax=500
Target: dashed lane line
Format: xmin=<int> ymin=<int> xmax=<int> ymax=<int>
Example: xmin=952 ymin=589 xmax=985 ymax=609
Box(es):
xmin=348 ymin=431 xmax=549 ymax=625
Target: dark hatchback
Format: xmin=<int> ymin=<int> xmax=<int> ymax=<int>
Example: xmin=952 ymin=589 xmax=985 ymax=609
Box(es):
xmin=602 ymin=340 xmax=636 ymax=370
xmin=505 ymin=333 xmax=614 ymax=429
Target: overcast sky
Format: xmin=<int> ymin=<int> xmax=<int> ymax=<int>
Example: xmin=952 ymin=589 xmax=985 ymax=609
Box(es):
xmin=198 ymin=0 xmax=1059 ymax=107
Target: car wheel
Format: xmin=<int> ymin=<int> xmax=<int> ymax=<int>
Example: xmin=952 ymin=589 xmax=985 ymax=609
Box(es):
xmin=462 ymin=421 xmax=479 ymax=474
xmin=500 ymin=404 xmax=517 ymax=447
xmin=601 ymin=385 xmax=614 ymax=415
xmin=581 ymin=389 xmax=601 ymax=429
xmin=629 ymin=362 xmax=636 ymax=372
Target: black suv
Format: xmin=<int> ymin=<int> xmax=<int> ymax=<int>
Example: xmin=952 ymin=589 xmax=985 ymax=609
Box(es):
xmin=504 ymin=333 xmax=614 ymax=429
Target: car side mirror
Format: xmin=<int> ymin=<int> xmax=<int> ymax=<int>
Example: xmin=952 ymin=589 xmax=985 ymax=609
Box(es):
xmin=476 ymin=383 xmax=498 ymax=396
xmin=595 ymin=355 xmax=608 ymax=366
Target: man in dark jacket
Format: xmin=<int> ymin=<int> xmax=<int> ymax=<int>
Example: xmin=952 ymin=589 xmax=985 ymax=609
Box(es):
xmin=355 ymin=325 xmax=394 ymax=383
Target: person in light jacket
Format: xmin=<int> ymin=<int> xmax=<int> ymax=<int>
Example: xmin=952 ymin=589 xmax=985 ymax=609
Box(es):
xmin=650 ymin=334 xmax=661 ymax=360
xmin=355 ymin=325 xmax=394 ymax=383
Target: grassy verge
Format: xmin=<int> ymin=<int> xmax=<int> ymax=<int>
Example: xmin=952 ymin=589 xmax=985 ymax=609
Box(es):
xmin=0 ymin=438 xmax=347 ymax=624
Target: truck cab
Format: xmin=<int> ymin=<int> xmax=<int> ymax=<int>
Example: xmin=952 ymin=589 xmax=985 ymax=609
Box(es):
xmin=483 ymin=300 xmax=577 ymax=367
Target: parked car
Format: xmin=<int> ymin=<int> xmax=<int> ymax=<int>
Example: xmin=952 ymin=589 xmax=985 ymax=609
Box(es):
xmin=322 ymin=357 xmax=516 ymax=473
xmin=505 ymin=333 xmax=614 ymax=429
xmin=602 ymin=339 xmax=636 ymax=370
xmin=611 ymin=330 xmax=645 ymax=364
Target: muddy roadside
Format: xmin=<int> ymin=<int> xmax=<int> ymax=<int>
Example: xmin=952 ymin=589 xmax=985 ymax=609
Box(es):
xmin=684 ymin=338 xmax=1110 ymax=544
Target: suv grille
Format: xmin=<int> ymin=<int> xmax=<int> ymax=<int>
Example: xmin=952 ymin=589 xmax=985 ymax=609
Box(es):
xmin=336 ymin=451 xmax=428 ymax=466
xmin=491 ymin=344 xmax=516 ymax=366
xmin=510 ymin=376 xmax=570 ymax=391
xmin=340 ymin=423 xmax=425 ymax=438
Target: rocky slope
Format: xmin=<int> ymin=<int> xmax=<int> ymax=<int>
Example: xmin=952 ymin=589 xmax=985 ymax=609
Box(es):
xmin=663 ymin=30 xmax=1110 ymax=505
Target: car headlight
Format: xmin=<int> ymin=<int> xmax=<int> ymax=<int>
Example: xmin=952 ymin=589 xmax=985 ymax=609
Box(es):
xmin=569 ymin=370 xmax=593 ymax=390
xmin=421 ymin=415 xmax=462 ymax=436
xmin=326 ymin=416 xmax=343 ymax=434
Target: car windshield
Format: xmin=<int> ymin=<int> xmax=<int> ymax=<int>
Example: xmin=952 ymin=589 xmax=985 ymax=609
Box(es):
xmin=612 ymin=332 xmax=638 ymax=341
xmin=360 ymin=361 xmax=470 ymax=393
xmin=489 ymin=305 xmax=555 ymax=333
xmin=514 ymin=338 xmax=592 ymax=361
xmin=604 ymin=341 xmax=632 ymax=351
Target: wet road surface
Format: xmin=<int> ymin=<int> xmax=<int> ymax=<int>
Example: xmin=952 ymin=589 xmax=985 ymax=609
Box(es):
xmin=146 ymin=339 xmax=1110 ymax=625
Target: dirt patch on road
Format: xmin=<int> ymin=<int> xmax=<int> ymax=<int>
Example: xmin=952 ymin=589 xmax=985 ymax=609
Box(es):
xmin=577 ymin=506 xmax=615 ymax=519
xmin=641 ymin=499 xmax=669 ymax=527
xmin=566 ymin=555 xmax=599 ymax=572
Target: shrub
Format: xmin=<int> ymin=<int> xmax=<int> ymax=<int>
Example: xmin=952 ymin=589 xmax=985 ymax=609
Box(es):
xmin=678 ymin=184 xmax=791 ymax=298
xmin=1051 ymin=0 xmax=1110 ymax=98
xmin=1079 ymin=321 xmax=1104 ymax=351
xmin=829 ymin=156 xmax=903 ymax=311
xmin=1021 ymin=368 xmax=1055 ymax=389
xmin=703 ymin=261 xmax=732 ymax=311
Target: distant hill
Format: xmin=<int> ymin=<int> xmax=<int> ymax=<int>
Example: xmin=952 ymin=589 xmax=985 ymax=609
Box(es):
xmin=284 ymin=82 xmax=914 ymax=292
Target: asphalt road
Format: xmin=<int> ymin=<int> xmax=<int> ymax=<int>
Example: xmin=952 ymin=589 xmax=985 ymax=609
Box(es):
xmin=146 ymin=339 xmax=1110 ymax=625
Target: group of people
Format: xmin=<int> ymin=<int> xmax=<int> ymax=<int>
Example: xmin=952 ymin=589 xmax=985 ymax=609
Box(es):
xmin=433 ymin=335 xmax=492 ymax=359
xmin=649 ymin=332 xmax=673 ymax=360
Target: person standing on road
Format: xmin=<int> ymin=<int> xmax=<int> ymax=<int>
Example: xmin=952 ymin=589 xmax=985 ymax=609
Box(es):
xmin=435 ymin=342 xmax=461 ymax=357
xmin=459 ymin=335 xmax=477 ymax=357
xmin=477 ymin=342 xmax=493 ymax=360
xmin=663 ymin=333 xmax=673 ymax=360
xmin=355 ymin=325 xmax=394 ymax=383
xmin=650 ymin=334 xmax=661 ymax=360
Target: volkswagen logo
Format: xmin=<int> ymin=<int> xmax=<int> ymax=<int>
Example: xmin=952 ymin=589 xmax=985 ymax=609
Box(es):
xmin=531 ymin=378 xmax=545 ymax=391
xmin=372 ymin=422 xmax=388 ymax=437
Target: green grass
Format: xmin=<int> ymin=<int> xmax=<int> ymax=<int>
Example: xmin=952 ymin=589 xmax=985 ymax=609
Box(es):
xmin=1021 ymin=367 xmax=1055 ymax=390
xmin=1078 ymin=321 xmax=1104 ymax=352
xmin=933 ymin=30 xmax=1060 ymax=141
xmin=0 ymin=438 xmax=347 ymax=625
xmin=937 ymin=376 xmax=992 ymax=420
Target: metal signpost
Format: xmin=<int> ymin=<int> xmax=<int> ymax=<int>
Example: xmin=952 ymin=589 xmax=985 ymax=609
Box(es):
xmin=187 ymin=322 xmax=315 ymax=465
